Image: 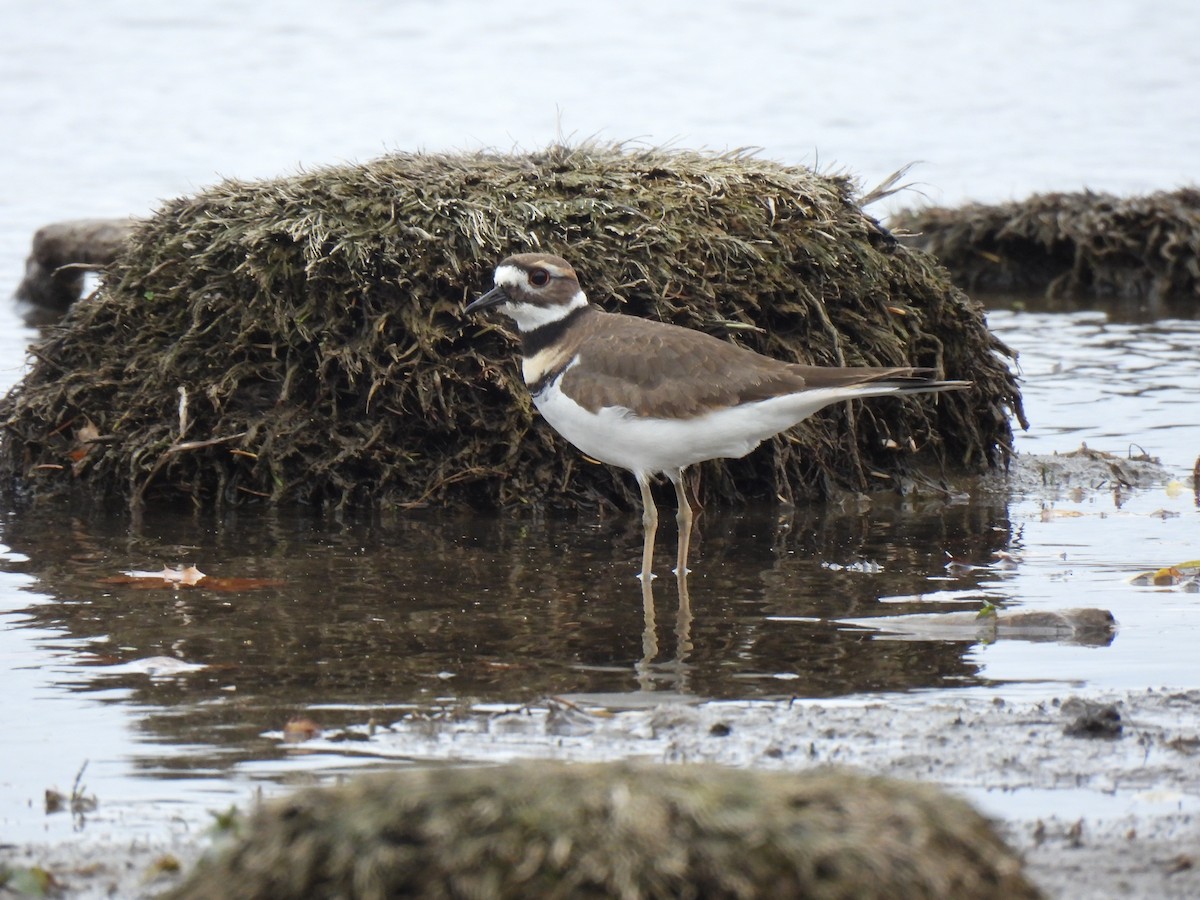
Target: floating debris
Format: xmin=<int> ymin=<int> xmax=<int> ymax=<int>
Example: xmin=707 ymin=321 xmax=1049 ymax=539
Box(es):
xmin=282 ymin=717 xmax=323 ymax=743
xmin=88 ymin=655 xmax=209 ymax=678
xmin=840 ymin=607 xmax=1117 ymax=646
xmin=44 ymin=762 xmax=97 ymax=820
xmin=1062 ymin=697 xmax=1124 ymax=739
xmin=98 ymin=565 xmax=283 ymax=591
xmin=1129 ymin=560 xmax=1200 ymax=590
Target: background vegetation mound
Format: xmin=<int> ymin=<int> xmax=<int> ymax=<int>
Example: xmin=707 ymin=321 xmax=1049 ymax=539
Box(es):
xmin=892 ymin=188 xmax=1200 ymax=306
xmin=0 ymin=144 xmax=1021 ymax=512
xmin=14 ymin=217 xmax=137 ymax=311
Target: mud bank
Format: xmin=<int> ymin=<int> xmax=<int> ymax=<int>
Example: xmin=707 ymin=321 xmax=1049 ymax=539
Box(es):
xmin=6 ymin=687 xmax=1198 ymax=899
xmin=987 ymin=445 xmax=1174 ymax=494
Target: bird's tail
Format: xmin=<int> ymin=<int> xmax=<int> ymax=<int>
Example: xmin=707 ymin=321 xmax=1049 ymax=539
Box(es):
xmin=795 ymin=365 xmax=971 ymax=397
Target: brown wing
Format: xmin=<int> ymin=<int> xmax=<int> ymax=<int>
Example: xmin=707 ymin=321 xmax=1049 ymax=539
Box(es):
xmin=559 ymin=310 xmax=943 ymax=418
xmin=556 ymin=311 xmax=800 ymax=417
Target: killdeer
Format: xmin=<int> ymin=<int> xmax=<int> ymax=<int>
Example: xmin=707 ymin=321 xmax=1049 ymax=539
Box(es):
xmin=466 ymin=253 xmax=970 ymax=579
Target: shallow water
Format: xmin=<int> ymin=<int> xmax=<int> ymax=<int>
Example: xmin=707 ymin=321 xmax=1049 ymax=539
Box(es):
xmin=1 ymin=0 xmax=1198 ymax=863
xmin=1 ymin=407 xmax=1197 ymax=845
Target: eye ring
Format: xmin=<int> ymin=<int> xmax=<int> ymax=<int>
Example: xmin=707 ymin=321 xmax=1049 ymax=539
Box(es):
xmin=529 ymin=268 xmax=550 ymax=287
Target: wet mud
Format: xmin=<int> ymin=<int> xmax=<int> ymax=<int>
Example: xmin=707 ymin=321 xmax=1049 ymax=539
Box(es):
xmin=6 ymin=688 xmax=1198 ymax=898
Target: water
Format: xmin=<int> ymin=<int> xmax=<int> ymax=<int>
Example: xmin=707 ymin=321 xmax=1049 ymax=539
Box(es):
xmin=1 ymin=0 xmax=1198 ymax=856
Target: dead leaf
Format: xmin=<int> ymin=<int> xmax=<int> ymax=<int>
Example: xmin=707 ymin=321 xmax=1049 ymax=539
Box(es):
xmin=283 ymin=717 xmax=322 ymax=743
xmin=98 ymin=565 xmax=283 ymax=591
xmin=68 ymin=420 xmax=103 ymax=467
xmin=1041 ymin=508 xmax=1085 ymax=521
xmin=1153 ymin=567 xmax=1183 ymax=586
xmin=1128 ymin=559 xmax=1200 ymax=587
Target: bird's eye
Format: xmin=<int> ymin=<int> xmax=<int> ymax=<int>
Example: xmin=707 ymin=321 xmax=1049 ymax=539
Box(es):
xmin=529 ymin=268 xmax=550 ymax=287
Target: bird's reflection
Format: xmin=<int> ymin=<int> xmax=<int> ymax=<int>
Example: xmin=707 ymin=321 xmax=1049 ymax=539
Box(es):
xmin=635 ymin=527 xmax=694 ymax=693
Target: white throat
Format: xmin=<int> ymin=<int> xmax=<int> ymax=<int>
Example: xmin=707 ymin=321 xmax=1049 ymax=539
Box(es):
xmin=503 ymin=290 xmax=588 ymax=332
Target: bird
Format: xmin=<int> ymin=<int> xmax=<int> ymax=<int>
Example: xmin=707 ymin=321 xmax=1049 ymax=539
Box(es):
xmin=465 ymin=253 xmax=970 ymax=579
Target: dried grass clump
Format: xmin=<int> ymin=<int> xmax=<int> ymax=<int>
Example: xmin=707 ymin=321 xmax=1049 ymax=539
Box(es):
xmin=166 ymin=762 xmax=1041 ymax=900
xmin=892 ymin=188 xmax=1200 ymax=304
xmin=0 ymin=144 xmax=1021 ymax=512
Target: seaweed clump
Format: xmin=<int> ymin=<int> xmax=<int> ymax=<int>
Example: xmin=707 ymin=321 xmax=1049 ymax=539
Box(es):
xmin=892 ymin=188 xmax=1200 ymax=305
xmin=166 ymin=762 xmax=1041 ymax=900
xmin=0 ymin=144 xmax=1021 ymax=513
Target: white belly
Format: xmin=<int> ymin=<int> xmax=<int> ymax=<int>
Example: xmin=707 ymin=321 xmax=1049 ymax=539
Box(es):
xmin=533 ymin=375 xmax=859 ymax=478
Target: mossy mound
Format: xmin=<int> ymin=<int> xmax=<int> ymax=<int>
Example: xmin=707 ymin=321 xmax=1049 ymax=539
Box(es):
xmin=0 ymin=144 xmax=1021 ymax=512
xmin=892 ymin=188 xmax=1200 ymax=304
xmin=167 ymin=762 xmax=1041 ymax=900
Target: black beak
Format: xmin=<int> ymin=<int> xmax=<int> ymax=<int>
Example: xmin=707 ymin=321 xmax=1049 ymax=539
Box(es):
xmin=464 ymin=285 xmax=509 ymax=315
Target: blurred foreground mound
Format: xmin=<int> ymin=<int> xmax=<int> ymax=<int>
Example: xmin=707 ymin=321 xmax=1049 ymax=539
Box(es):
xmin=167 ymin=762 xmax=1041 ymax=900
xmin=0 ymin=145 xmax=1021 ymax=512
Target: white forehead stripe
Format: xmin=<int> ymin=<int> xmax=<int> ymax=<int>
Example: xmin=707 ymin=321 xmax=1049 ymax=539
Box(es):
xmin=494 ymin=264 xmax=527 ymax=290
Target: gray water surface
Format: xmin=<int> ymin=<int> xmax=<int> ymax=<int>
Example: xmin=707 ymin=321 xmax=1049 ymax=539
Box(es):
xmin=1 ymin=0 xmax=1198 ymax=863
